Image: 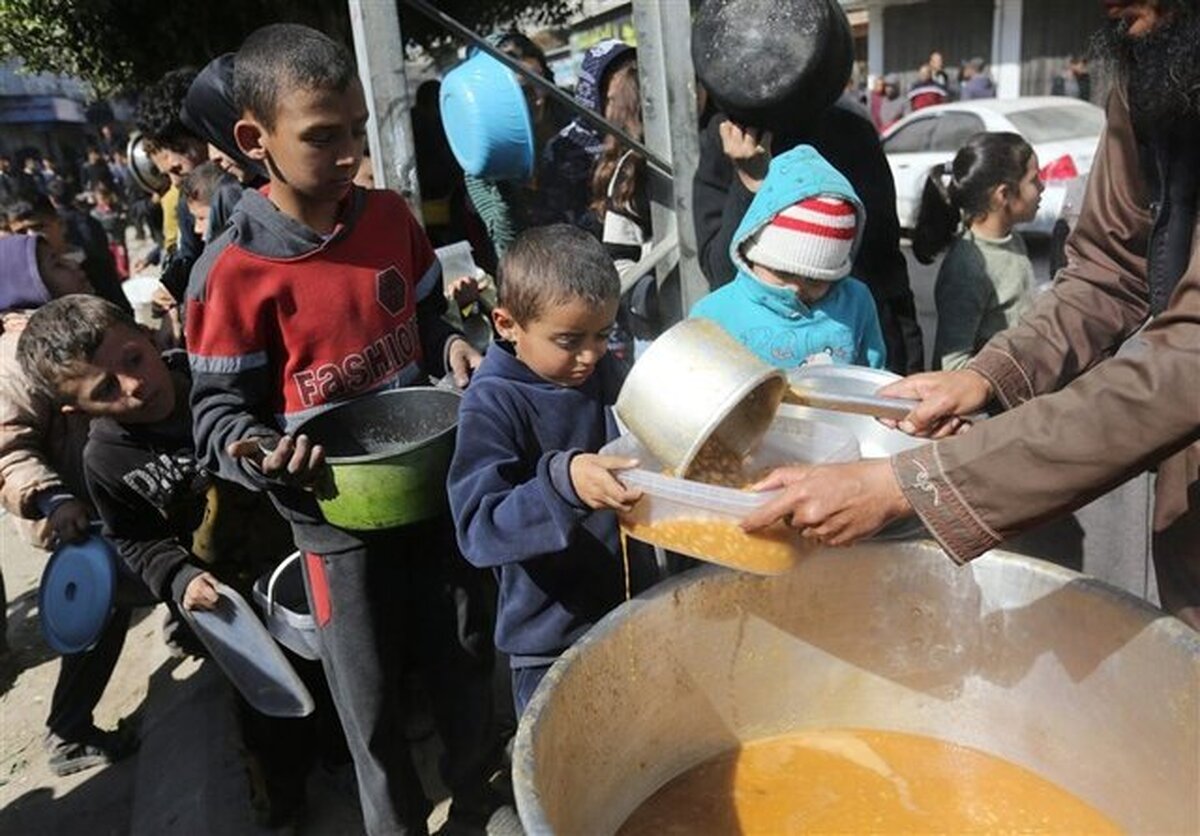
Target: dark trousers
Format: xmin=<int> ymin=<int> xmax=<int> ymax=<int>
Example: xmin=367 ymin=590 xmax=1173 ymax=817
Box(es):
xmin=878 ymin=292 xmax=926 ymax=375
xmin=299 ymin=517 xmax=496 ymax=836
xmin=511 ymin=664 xmax=552 ymax=721
xmin=46 ymin=606 xmax=131 ymax=740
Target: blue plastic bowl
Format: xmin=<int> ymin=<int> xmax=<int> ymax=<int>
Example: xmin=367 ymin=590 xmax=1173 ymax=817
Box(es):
xmin=439 ymin=51 xmax=535 ymax=182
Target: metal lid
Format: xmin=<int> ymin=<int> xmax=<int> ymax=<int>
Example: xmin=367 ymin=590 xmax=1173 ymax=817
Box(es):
xmin=39 ymin=535 xmax=117 ymax=654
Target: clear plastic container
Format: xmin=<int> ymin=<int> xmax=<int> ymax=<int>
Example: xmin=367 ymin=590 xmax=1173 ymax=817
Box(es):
xmin=434 ymin=240 xmax=482 ymax=289
xmin=602 ymin=415 xmax=859 ymax=575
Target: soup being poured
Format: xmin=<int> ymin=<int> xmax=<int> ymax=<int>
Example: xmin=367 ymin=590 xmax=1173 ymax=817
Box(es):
xmin=619 ymin=728 xmax=1121 ymax=835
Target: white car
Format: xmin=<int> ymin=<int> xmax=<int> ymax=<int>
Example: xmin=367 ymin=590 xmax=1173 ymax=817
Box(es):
xmin=881 ymin=96 xmax=1105 ymax=235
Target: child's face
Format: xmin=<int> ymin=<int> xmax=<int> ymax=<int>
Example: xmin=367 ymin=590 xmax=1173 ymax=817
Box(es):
xmin=149 ymin=141 xmax=207 ymax=181
xmin=58 ymin=324 xmax=176 ymax=424
xmin=997 ymin=153 xmax=1044 ymax=225
xmin=36 ymin=240 xmax=91 ymax=298
xmin=187 ymin=198 xmax=210 ymax=240
xmin=207 ymin=143 xmax=246 ymax=183
xmin=494 ymin=296 xmax=619 ymax=387
xmin=751 ymin=263 xmax=833 ymax=305
xmin=238 ymin=79 xmax=369 ymax=205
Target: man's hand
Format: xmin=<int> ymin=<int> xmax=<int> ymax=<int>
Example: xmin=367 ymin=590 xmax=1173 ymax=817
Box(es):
xmin=183 ymin=571 xmax=220 ymax=611
xmin=569 ymin=454 xmax=643 ymax=513
xmin=741 ymin=460 xmax=913 ymax=545
xmin=448 ymin=337 xmax=483 ymax=388
xmin=878 ymin=369 xmax=995 ymax=438
xmin=227 ymin=434 xmax=327 ymax=489
xmin=48 ymin=498 xmax=91 ymax=545
xmin=719 ymin=120 xmax=773 ymax=193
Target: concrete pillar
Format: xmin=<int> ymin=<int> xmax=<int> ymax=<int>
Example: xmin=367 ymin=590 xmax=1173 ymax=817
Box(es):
xmin=349 ymin=0 xmax=421 ymax=217
xmin=865 ymin=1 xmax=886 ymax=82
xmin=991 ymin=0 xmax=1023 ymax=98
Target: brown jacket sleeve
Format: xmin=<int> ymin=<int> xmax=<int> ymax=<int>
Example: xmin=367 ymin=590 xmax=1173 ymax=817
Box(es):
xmin=892 ymin=90 xmax=1200 ymax=561
xmin=0 ymin=331 xmax=67 ymax=519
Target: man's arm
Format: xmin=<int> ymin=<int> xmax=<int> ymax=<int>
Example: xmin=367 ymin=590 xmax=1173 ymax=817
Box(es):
xmin=895 ymin=282 xmax=1200 ymax=563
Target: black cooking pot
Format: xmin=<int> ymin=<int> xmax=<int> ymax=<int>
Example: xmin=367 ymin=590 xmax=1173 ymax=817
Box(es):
xmin=692 ymin=0 xmax=853 ymax=131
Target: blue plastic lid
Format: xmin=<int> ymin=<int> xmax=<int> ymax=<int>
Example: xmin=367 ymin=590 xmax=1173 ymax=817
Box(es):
xmin=440 ymin=51 xmax=535 ymax=182
xmin=39 ymin=535 xmax=117 ymax=654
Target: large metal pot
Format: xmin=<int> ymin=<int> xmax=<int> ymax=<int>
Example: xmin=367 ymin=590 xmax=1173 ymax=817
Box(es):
xmin=616 ymin=319 xmax=787 ymax=475
xmin=295 ymin=387 xmax=461 ymax=530
xmin=513 ymin=542 xmax=1199 ymax=834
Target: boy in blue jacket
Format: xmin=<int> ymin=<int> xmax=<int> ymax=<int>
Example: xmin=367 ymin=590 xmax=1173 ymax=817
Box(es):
xmin=691 ymin=144 xmax=887 ymax=370
xmin=448 ymin=224 xmax=658 ymax=717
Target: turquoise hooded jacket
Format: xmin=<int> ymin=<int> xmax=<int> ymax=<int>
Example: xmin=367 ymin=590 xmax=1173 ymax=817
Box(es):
xmin=690 ymin=145 xmax=886 ymax=370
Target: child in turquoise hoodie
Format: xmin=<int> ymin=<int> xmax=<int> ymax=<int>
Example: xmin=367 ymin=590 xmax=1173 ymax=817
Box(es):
xmin=691 ymin=145 xmax=886 ymax=369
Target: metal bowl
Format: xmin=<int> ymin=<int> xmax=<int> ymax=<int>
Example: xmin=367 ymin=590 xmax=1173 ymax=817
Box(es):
xmin=295 ymin=387 xmax=461 ymax=530
xmin=615 ymin=319 xmax=788 ymax=476
xmin=513 ymin=542 xmax=1199 ymax=834
xmin=784 ymin=365 xmax=925 ymax=458
xmin=126 ymin=132 xmax=169 ymax=195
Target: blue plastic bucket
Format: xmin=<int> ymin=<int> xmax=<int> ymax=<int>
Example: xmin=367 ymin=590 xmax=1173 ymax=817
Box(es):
xmin=439 ymin=51 xmax=535 ymax=181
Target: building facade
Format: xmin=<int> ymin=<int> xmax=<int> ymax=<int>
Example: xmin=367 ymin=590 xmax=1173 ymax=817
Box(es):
xmin=844 ymin=0 xmax=1109 ymax=100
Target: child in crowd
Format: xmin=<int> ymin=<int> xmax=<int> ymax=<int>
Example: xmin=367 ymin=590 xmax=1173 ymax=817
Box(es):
xmin=0 ymin=234 xmax=138 ymax=776
xmin=179 ymin=161 xmax=226 ymax=241
xmin=89 ymin=182 xmax=128 ymax=279
xmin=18 ymin=294 xmax=314 ymax=827
xmin=691 ymin=144 xmax=886 ymax=370
xmin=134 ymin=67 xmax=209 ymax=301
xmin=185 ymin=24 xmax=495 ymax=835
xmin=448 ymin=224 xmax=659 ymax=717
xmin=912 ymin=131 xmax=1042 ymax=371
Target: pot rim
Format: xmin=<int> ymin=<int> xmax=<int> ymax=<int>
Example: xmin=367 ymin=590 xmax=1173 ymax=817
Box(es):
xmin=295 ymin=386 xmax=462 ymax=466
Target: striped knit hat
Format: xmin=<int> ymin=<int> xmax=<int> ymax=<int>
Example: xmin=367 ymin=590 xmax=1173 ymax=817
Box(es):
xmin=743 ymin=195 xmax=858 ymax=281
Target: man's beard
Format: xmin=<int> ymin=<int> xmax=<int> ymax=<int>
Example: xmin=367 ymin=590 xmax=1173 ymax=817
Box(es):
xmin=1092 ymin=2 xmax=1200 ymax=125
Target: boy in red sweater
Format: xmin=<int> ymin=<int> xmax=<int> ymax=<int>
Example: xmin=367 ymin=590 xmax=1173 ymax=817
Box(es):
xmin=186 ymin=24 xmax=494 ymax=835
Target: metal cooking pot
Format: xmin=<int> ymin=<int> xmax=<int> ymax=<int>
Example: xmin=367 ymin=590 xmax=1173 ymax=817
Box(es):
xmin=295 ymin=387 xmax=461 ymax=530
xmin=126 ymin=132 xmax=169 ymax=195
xmin=692 ymin=0 xmax=853 ymax=130
xmin=616 ymin=319 xmax=788 ymax=475
xmin=514 ymin=542 xmax=1199 ymax=834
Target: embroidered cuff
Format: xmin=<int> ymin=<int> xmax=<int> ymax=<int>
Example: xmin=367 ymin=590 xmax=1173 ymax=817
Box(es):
xmin=967 ymin=347 xmax=1035 ymax=411
xmin=891 ymin=445 xmax=999 ymax=565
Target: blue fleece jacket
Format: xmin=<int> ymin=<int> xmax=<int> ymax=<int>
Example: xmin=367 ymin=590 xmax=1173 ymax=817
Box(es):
xmin=690 ymin=145 xmax=887 ymax=370
xmin=447 ymin=343 xmax=656 ymax=663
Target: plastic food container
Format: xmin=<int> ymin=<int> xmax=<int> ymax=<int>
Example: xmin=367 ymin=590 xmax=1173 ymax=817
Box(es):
xmin=602 ymin=415 xmax=859 ymax=575
xmin=181 ymin=583 xmax=315 ymax=718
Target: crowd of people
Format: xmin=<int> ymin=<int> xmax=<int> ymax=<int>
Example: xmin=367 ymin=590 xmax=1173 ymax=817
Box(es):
xmin=851 ymin=48 xmax=1093 ymax=134
xmin=0 ymin=0 xmax=1196 ymax=833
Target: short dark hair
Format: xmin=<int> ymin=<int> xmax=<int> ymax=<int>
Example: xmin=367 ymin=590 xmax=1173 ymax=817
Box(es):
xmin=136 ymin=68 xmax=200 ymax=152
xmin=180 ymin=161 xmax=225 ymax=206
xmin=17 ymin=294 xmax=138 ymax=398
xmin=498 ymin=224 xmax=620 ymax=325
xmin=5 ymin=193 xmax=55 ymax=225
xmin=234 ymin=24 xmax=357 ymax=129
